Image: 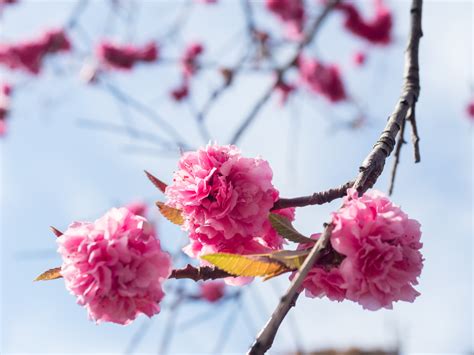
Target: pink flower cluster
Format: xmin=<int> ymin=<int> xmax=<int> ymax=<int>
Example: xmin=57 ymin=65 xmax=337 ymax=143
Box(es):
xmin=300 ymin=189 xmax=423 ymax=310
xmin=200 ymin=281 xmax=225 ymax=302
xmin=170 ymin=42 xmax=204 ymax=102
xmin=298 ymin=56 xmax=347 ymax=103
xmin=266 ymin=0 xmax=305 ymax=40
xmin=165 ymin=144 xmax=289 ymax=260
xmin=335 ymin=0 xmax=393 ymax=45
xmin=57 ymin=207 xmax=171 ymax=324
xmin=0 ymin=83 xmax=12 ymax=136
xmin=0 ymin=28 xmax=71 ymax=74
xmin=96 ymin=41 xmax=158 ymax=71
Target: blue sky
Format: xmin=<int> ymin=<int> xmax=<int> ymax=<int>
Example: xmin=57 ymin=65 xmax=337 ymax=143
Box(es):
xmin=1 ymin=0 xmax=472 ymax=354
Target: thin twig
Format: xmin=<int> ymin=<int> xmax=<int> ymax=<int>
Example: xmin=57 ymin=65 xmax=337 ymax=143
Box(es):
xmin=158 ymin=290 xmax=185 ymax=355
xmin=212 ymin=292 xmax=242 ymax=354
xmin=388 ymin=113 xmax=407 ymax=195
xmin=241 ymin=0 xmax=257 ymax=38
xmin=248 ymin=224 xmax=334 ymax=355
xmin=124 ymin=319 xmax=153 ymax=355
xmin=65 ymin=0 xmax=89 ymax=30
xmin=169 ymin=264 xmax=231 ymax=281
xmin=197 ymin=48 xmax=252 ymax=124
xmin=100 ymin=80 xmax=190 ymax=149
xmin=229 ymin=0 xmax=341 ymax=145
xmin=272 ymin=180 xmax=354 ymax=210
xmin=407 ymin=101 xmax=421 ymax=162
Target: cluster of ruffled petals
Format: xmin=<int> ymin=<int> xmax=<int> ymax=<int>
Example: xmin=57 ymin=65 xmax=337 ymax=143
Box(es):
xmin=57 ymin=207 xmax=172 ymax=324
xmin=301 ymin=189 xmax=423 ymax=310
xmin=265 ymin=0 xmax=305 ymax=40
xmin=165 ymin=144 xmax=286 ymax=261
xmin=96 ymin=41 xmax=158 ymax=71
xmin=298 ymin=55 xmax=347 ymax=102
xmin=0 ymin=83 xmax=12 ymax=136
xmin=200 ymin=281 xmax=225 ymax=302
xmin=184 ymin=207 xmax=293 ymax=261
xmin=335 ymin=0 xmax=393 ymax=45
xmin=0 ymin=28 xmax=71 ymax=74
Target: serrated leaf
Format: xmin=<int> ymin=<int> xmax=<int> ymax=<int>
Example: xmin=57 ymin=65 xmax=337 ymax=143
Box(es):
xmin=261 ymin=250 xmax=311 ymax=281
xmin=269 ymin=213 xmax=314 ymax=244
xmin=156 ymin=201 xmax=184 ymax=225
xmin=144 ymin=170 xmax=168 ymax=193
xmin=35 ymin=267 xmax=62 ymax=281
xmin=270 ymin=249 xmax=311 ymax=269
xmin=201 ymin=253 xmax=288 ymax=278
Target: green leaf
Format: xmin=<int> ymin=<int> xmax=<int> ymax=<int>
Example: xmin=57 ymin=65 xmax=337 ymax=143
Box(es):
xmin=34 ymin=267 xmax=62 ymax=281
xmin=269 ymin=213 xmax=314 ymax=244
xmin=156 ymin=201 xmax=184 ymax=225
xmin=145 ymin=170 xmax=168 ymax=193
xmin=201 ymin=253 xmax=288 ymax=278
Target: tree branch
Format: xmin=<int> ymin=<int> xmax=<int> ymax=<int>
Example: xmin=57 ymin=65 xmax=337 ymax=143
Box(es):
xmin=169 ymin=264 xmax=231 ymax=281
xmin=353 ymin=0 xmax=423 ymax=194
xmin=388 ymin=110 xmax=407 ymax=195
xmin=272 ymin=180 xmax=354 ymax=210
xmin=248 ymin=224 xmax=334 ymax=355
xmin=248 ymin=1 xmax=424 ymax=353
xmin=407 ymin=101 xmax=421 ymax=162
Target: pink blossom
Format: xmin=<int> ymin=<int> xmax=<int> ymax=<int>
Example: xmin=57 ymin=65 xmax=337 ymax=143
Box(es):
xmin=170 ymin=82 xmax=189 ymax=102
xmin=335 ymin=0 xmax=393 ymax=45
xmin=0 ymin=0 xmax=18 ymax=7
xmin=0 ymin=28 xmax=71 ymax=74
xmin=57 ymin=207 xmax=172 ymax=324
xmin=352 ymin=51 xmax=367 ymax=66
xmin=195 ymin=0 xmax=217 ymax=4
xmin=266 ymin=0 xmax=305 ymax=40
xmin=293 ymin=232 xmax=346 ymax=301
xmin=300 ymin=190 xmax=423 ymax=310
xmin=466 ymin=99 xmax=474 ymax=120
xmin=298 ymin=55 xmax=347 ymax=102
xmin=166 ymin=144 xmax=279 ymax=252
xmin=96 ymin=41 xmax=158 ymax=70
xmin=275 ymin=80 xmax=296 ymax=106
xmin=181 ymin=42 xmax=204 ymax=78
xmin=0 ymin=83 xmax=12 ymax=136
xmin=125 ymin=201 xmax=148 ymax=218
xmin=301 ymin=266 xmax=346 ymax=301
xmin=200 ymin=281 xmax=225 ymax=302
xmin=330 ymin=188 xmax=423 ymax=310
xmin=0 ymin=120 xmax=6 ymax=135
